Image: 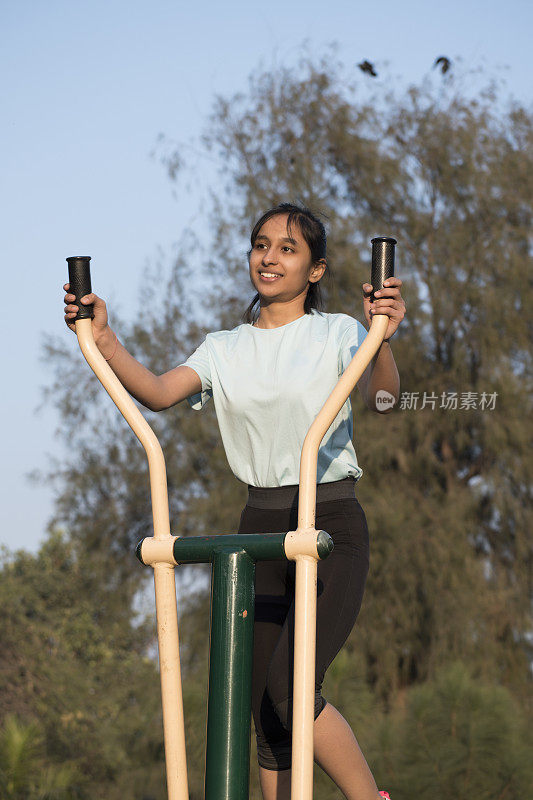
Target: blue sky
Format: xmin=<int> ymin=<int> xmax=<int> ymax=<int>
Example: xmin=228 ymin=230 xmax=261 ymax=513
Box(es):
xmin=1 ymin=0 xmax=531 ymax=552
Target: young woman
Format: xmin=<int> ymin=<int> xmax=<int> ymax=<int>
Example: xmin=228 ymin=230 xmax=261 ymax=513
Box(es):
xmin=63 ymin=203 xmax=405 ymax=800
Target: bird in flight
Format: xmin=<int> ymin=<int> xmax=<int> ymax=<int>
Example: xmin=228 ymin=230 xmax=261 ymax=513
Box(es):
xmin=433 ymin=56 xmax=451 ymax=74
xmin=357 ymin=60 xmax=377 ymax=77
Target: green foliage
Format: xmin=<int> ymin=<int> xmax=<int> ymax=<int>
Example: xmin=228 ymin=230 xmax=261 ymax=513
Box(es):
xmin=0 ymin=535 xmax=167 ymax=798
xmin=0 ymin=715 xmax=80 ymax=799
xmin=370 ymin=663 xmax=533 ymax=799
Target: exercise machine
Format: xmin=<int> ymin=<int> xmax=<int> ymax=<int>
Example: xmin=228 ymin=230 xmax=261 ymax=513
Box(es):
xmin=66 ymin=236 xmax=395 ymax=800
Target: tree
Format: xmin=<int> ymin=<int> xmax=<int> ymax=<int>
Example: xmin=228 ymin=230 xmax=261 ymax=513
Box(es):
xmin=370 ymin=663 xmax=533 ymax=799
xmin=184 ymin=55 xmax=533 ymax=699
xmin=34 ymin=52 xmax=532 ymax=794
xmin=0 ymin=715 xmax=79 ymax=799
xmin=0 ymin=535 xmax=170 ymax=798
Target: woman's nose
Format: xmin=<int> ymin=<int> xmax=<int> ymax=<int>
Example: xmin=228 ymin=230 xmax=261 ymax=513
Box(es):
xmin=262 ymin=248 xmax=278 ymax=265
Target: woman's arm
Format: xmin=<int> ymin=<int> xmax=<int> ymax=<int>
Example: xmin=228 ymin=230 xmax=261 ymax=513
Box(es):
xmin=92 ymin=327 xmax=202 ymax=411
xmin=64 ymin=286 xmax=202 ymax=411
xmin=357 ymin=342 xmax=400 ymax=413
xmin=357 ymin=277 xmax=405 ymax=414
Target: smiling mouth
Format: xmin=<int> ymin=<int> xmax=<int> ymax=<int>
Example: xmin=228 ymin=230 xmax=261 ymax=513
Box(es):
xmin=258 ymin=271 xmax=282 ymax=281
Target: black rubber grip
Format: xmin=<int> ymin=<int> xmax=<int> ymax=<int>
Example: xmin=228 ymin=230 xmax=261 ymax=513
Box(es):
xmin=66 ymin=256 xmax=93 ymax=320
xmin=370 ymin=237 xmax=396 ymax=302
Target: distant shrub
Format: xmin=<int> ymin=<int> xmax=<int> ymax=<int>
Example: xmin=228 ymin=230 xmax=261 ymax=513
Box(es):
xmin=372 ymin=663 xmax=533 ymax=800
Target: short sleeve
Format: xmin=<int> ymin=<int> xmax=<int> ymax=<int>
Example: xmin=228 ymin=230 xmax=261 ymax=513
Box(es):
xmin=179 ymin=338 xmax=213 ymax=410
xmin=339 ymin=320 xmax=368 ymax=373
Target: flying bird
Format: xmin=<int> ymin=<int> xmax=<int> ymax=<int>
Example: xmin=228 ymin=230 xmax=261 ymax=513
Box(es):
xmin=433 ymin=56 xmax=451 ymax=74
xmin=357 ymin=60 xmax=377 ymax=77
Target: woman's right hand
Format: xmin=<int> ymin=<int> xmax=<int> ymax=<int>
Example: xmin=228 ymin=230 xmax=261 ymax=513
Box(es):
xmin=63 ymin=283 xmax=110 ymax=344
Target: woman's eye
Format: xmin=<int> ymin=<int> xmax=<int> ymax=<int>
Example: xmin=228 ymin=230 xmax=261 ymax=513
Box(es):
xmin=282 ymin=246 xmax=294 ymax=253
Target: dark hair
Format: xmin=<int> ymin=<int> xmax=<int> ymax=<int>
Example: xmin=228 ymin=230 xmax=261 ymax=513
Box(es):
xmin=242 ymin=202 xmax=330 ymax=324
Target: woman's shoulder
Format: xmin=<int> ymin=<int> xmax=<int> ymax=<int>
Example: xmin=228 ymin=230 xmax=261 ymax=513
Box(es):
xmin=311 ymin=310 xmax=364 ymax=336
xmin=205 ymin=323 xmax=244 ymax=342
xmin=201 ymin=321 xmax=249 ymax=356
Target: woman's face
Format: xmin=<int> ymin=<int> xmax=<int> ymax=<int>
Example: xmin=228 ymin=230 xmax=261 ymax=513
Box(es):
xmin=248 ymin=214 xmax=325 ymax=302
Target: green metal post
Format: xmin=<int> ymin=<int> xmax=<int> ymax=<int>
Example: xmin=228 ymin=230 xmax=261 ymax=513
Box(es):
xmin=135 ymin=531 xmax=333 ymax=799
xmin=205 ymin=548 xmax=255 ymax=800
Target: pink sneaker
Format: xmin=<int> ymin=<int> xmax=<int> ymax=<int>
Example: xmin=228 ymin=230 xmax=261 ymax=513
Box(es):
xmin=379 ymin=793 xmax=391 ymax=799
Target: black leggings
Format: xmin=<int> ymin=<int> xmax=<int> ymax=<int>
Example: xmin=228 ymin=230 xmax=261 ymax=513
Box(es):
xmin=237 ymin=478 xmax=370 ymax=771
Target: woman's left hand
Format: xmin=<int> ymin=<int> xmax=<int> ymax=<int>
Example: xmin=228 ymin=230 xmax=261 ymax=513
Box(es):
xmin=362 ymin=277 xmax=406 ymax=341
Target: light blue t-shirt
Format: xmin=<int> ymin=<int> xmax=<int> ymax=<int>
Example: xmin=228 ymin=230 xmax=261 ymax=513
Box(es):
xmin=180 ymin=309 xmax=367 ymax=488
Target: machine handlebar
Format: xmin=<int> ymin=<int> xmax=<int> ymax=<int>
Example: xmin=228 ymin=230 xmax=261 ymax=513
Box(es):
xmin=66 ymin=256 xmax=93 ymax=319
xmin=370 ymin=237 xmax=396 ymax=302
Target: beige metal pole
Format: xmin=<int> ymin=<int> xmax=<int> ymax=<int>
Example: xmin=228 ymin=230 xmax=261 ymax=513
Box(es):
xmin=74 ymin=318 xmax=189 ymax=800
xmin=291 ymin=314 xmax=389 ymax=800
